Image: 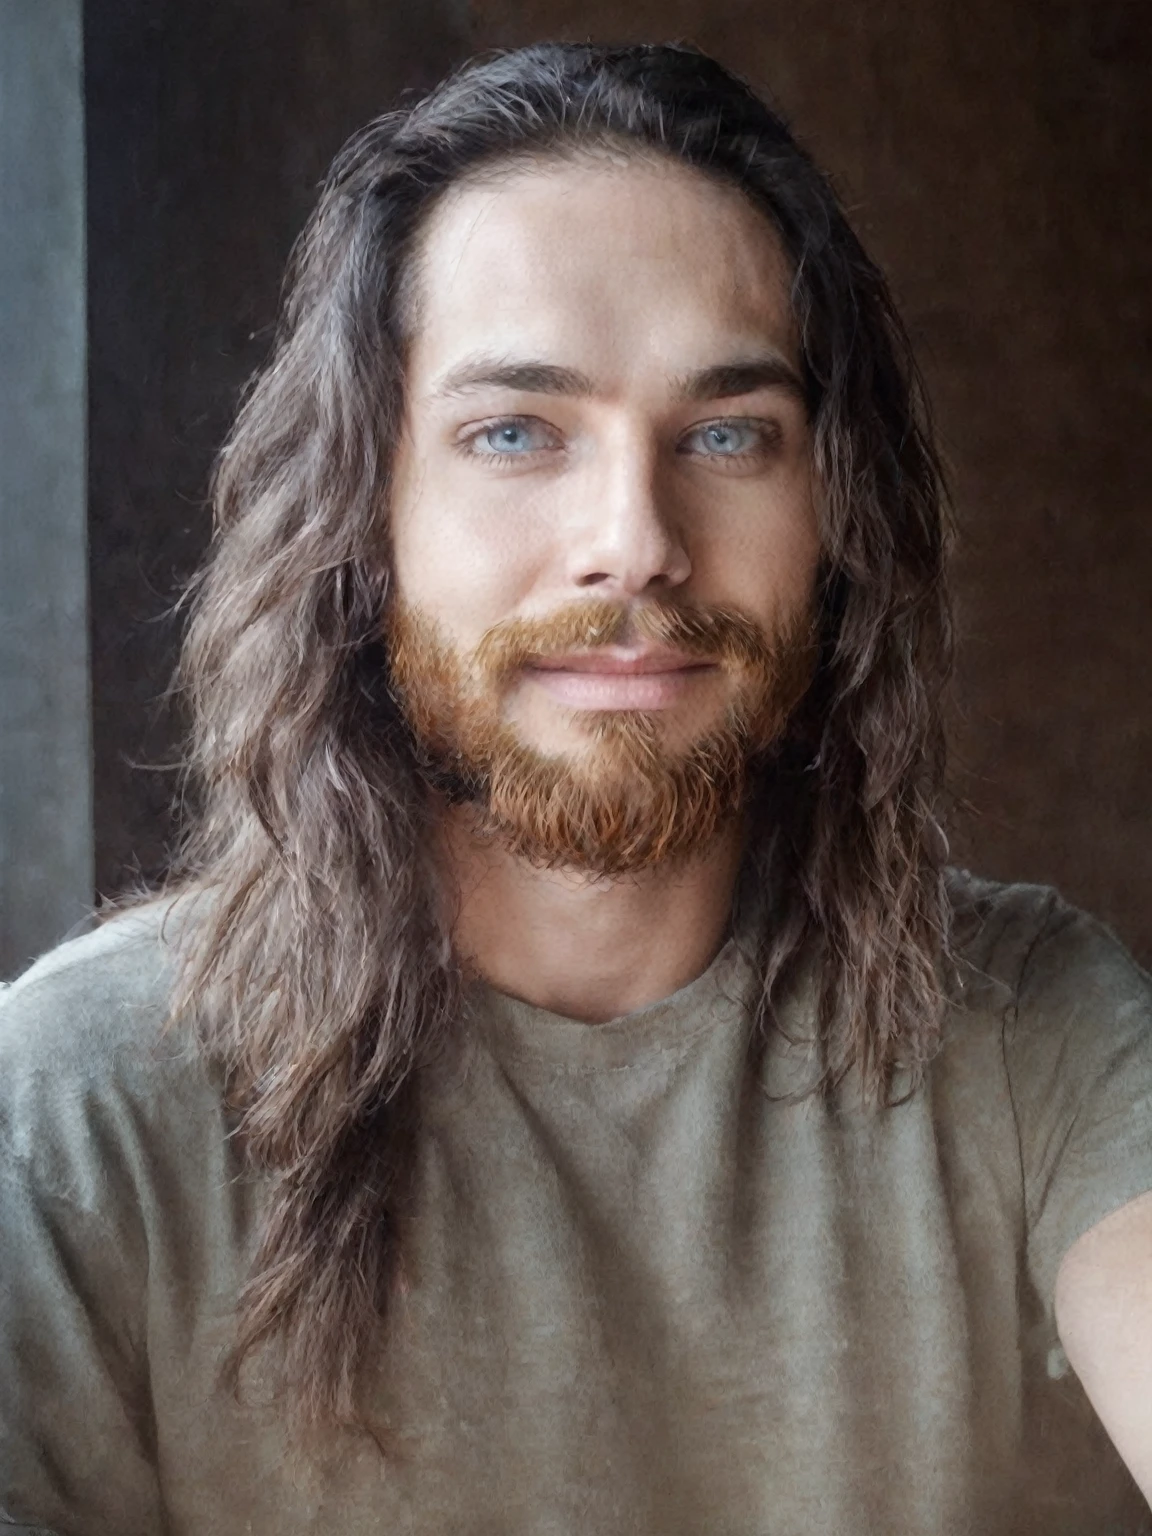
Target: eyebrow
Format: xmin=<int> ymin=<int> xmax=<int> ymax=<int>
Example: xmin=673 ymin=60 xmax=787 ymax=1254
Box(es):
xmin=673 ymin=357 xmax=807 ymax=405
xmin=434 ymin=358 xmax=596 ymax=398
xmin=431 ymin=352 xmax=807 ymax=405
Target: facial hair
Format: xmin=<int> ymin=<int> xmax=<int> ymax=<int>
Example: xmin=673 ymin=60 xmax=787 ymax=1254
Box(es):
xmin=385 ymin=595 xmax=817 ymax=877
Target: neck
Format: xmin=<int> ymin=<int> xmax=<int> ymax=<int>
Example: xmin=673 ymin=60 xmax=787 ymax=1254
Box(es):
xmin=436 ymin=807 xmax=746 ymax=1023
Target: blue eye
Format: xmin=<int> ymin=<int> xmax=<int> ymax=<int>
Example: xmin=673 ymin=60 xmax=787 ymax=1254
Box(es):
xmin=683 ymin=420 xmax=768 ymax=457
xmin=471 ymin=418 xmax=554 ymax=456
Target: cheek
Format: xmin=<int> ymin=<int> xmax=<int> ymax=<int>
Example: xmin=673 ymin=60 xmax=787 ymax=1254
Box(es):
xmin=390 ymin=464 xmax=550 ymax=638
xmin=697 ymin=470 xmax=821 ymax=623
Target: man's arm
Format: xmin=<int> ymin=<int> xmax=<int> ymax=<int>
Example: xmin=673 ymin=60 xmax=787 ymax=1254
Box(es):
xmin=1056 ymin=1187 xmax=1152 ymax=1504
xmin=0 ymin=926 xmax=175 ymax=1536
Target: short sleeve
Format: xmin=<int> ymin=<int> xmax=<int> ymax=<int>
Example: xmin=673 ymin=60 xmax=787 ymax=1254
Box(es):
xmin=0 ymin=933 xmax=169 ymax=1536
xmin=1006 ymin=902 xmax=1152 ymax=1317
xmin=0 ymin=1163 xmax=163 ymax=1535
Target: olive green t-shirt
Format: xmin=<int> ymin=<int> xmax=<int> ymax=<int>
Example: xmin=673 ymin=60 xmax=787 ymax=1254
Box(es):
xmin=3 ymin=871 xmax=1152 ymax=1535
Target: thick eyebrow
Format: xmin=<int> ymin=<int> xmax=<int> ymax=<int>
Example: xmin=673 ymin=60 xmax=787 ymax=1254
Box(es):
xmin=433 ymin=357 xmax=597 ymax=399
xmin=430 ymin=351 xmax=806 ymax=405
xmin=673 ymin=356 xmax=807 ymax=405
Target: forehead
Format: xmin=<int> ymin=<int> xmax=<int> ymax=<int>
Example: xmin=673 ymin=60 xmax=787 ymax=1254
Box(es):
xmin=403 ymin=152 xmax=799 ymax=390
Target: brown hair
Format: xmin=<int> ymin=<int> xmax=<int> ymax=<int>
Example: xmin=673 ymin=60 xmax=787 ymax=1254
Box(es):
xmin=153 ymin=43 xmax=952 ymax=1432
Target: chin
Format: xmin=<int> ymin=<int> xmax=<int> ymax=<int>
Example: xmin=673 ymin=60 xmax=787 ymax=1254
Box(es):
xmin=509 ymin=695 xmax=730 ymax=763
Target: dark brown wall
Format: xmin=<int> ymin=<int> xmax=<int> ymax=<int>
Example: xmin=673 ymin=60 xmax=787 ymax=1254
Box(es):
xmin=87 ymin=2 xmax=1152 ymax=960
xmin=85 ymin=0 xmax=471 ymax=893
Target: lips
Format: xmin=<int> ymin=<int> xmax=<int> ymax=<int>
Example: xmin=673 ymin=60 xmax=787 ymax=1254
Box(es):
xmin=520 ymin=648 xmax=719 ymax=711
xmin=525 ymin=647 xmax=716 ymax=677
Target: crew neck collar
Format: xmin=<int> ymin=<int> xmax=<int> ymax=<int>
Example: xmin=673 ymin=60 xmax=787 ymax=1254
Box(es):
xmin=471 ymin=934 xmax=759 ymax=1070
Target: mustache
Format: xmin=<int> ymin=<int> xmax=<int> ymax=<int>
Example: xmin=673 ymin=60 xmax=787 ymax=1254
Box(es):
xmin=472 ymin=598 xmax=795 ymax=681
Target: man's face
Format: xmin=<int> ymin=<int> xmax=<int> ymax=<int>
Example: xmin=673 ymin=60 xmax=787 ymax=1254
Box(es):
xmin=387 ymin=152 xmax=822 ymax=871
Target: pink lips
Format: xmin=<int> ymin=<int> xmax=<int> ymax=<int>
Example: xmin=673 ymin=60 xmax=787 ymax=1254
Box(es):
xmin=523 ymin=647 xmax=717 ymax=710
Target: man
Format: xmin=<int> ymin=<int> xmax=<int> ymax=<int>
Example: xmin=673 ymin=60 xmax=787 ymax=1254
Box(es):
xmin=2 ymin=40 xmax=1151 ymax=1536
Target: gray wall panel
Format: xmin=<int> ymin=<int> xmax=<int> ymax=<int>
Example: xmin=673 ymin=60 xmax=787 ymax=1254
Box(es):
xmin=0 ymin=0 xmax=90 ymax=977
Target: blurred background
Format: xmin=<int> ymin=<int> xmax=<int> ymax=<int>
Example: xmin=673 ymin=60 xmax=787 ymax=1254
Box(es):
xmin=2 ymin=0 xmax=1150 ymax=978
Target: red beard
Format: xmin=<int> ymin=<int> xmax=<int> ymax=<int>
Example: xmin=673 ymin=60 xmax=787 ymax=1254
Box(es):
xmin=386 ymin=596 xmax=816 ymax=875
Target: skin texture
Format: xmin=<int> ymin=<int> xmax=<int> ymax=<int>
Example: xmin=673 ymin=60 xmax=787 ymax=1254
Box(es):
xmin=389 ymin=153 xmax=821 ymax=1021
xmin=1055 ymin=1188 xmax=1152 ymax=1504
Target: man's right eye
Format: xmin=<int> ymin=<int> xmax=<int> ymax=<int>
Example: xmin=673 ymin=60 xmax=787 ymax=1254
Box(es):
xmin=462 ymin=417 xmax=559 ymax=458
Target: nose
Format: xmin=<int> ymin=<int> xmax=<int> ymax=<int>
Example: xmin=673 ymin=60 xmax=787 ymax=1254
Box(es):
xmin=566 ymin=437 xmax=691 ymax=597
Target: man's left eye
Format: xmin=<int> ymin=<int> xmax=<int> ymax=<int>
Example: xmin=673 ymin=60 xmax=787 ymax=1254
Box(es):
xmin=681 ymin=420 xmax=770 ymax=457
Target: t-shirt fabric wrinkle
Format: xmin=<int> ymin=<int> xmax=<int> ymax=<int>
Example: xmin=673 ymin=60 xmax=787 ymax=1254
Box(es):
xmin=2 ymin=871 xmax=1152 ymax=1535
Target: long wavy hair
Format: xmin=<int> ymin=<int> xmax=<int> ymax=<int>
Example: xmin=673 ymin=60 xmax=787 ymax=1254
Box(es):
xmin=155 ymin=42 xmax=952 ymax=1432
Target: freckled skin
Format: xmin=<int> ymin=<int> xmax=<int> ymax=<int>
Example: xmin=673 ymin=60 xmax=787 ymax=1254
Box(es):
xmin=388 ymin=153 xmax=823 ymax=1022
